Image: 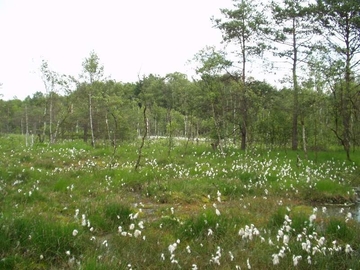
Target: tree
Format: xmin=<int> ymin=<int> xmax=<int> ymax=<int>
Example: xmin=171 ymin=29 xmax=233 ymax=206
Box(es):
xmin=134 ymin=74 xmax=160 ymax=170
xmin=40 ymin=61 xmax=75 ymax=144
xmin=270 ymin=0 xmax=314 ymax=151
xmin=81 ymin=51 xmax=105 ymax=147
xmin=212 ymin=0 xmax=269 ymax=150
xmin=193 ymin=46 xmax=232 ymax=153
xmin=311 ymin=0 xmax=360 ymax=159
xmin=40 ymin=60 xmax=58 ymax=143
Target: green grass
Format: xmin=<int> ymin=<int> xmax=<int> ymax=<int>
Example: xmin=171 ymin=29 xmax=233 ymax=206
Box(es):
xmin=0 ymin=135 xmax=359 ymax=269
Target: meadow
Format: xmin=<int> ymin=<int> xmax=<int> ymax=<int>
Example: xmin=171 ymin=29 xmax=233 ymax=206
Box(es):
xmin=0 ymin=135 xmax=360 ymax=269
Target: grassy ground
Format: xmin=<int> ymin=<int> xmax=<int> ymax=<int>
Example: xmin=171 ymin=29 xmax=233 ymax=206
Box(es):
xmin=0 ymin=135 xmax=360 ymax=269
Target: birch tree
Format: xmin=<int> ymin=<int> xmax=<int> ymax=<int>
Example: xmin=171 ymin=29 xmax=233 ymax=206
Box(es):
xmin=81 ymin=51 xmax=104 ymax=147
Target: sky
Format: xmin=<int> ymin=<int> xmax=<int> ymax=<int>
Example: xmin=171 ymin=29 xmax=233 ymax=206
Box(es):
xmin=0 ymin=0 xmax=286 ymax=101
xmin=0 ymin=0 xmax=237 ymax=100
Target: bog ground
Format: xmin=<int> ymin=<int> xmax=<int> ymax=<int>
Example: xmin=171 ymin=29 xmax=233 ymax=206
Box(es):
xmin=0 ymin=136 xmax=360 ymax=269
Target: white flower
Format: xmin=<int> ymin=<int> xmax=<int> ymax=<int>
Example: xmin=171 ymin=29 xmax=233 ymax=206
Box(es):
xmin=278 ymin=229 xmax=284 ymax=237
xmin=345 ymin=212 xmax=352 ymax=222
xmin=186 ymin=245 xmax=191 ymax=253
xmin=278 ymin=247 xmax=286 ymax=258
xmin=345 ymin=244 xmax=353 ymax=254
xmin=307 ymin=255 xmax=312 ymax=264
xmin=74 ymin=209 xmax=79 ymax=219
xmin=217 ymin=190 xmax=221 ymax=202
xmin=66 ymin=250 xmax=71 ymax=256
xmin=191 ymin=264 xmax=198 ymax=270
xmin=247 ymin=258 xmax=251 ymax=269
xmin=229 ymin=251 xmax=234 ymax=261
xmin=284 ymin=225 xmax=292 ymax=232
xmin=297 ymin=234 xmax=302 ymax=241
xmin=40 ymin=254 xmax=44 ymax=260
xmin=208 ymin=228 xmax=213 ymax=236
xmin=284 ymin=215 xmax=291 ymax=223
xmin=317 ymin=236 xmax=325 ymax=246
xmin=283 ymin=235 xmax=289 ymax=245
xmin=168 ymin=243 xmax=177 ymax=254
xmin=309 ymin=214 xmax=316 ymax=223
xmin=272 ymin=254 xmax=280 ymax=265
xmin=72 ymin=229 xmax=78 ymax=236
xmin=134 ymin=229 xmax=141 ymax=238
xmin=293 ymin=255 xmax=302 ymax=266
xmin=215 ymin=209 xmax=221 ymax=216
xmin=129 ymin=223 xmax=135 ymax=230
xmin=81 ymin=214 xmax=86 ymax=226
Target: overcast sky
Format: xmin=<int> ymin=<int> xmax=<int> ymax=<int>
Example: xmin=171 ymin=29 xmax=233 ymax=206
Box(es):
xmin=0 ymin=0 xmax=289 ymax=101
xmin=0 ymin=0 xmax=238 ymax=100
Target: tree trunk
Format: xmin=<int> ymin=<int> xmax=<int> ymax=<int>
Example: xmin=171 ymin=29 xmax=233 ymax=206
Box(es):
xmin=292 ymin=17 xmax=299 ymax=151
xmin=301 ymin=120 xmax=308 ymax=160
xmin=49 ymin=92 xmax=53 ymax=144
xmin=211 ymin=103 xmax=224 ymax=154
xmin=89 ymin=91 xmax=95 ymax=147
xmin=105 ymin=111 xmax=111 ymax=144
xmin=240 ymin=33 xmax=247 ymax=151
xmin=42 ymin=103 xmax=47 ymax=143
xmin=167 ymin=108 xmax=173 ymax=157
xmin=25 ymin=105 xmax=29 ymax=147
xmin=342 ymin=22 xmax=352 ymax=161
xmin=135 ymin=106 xmax=148 ymax=171
xmin=110 ymin=112 xmax=118 ymax=155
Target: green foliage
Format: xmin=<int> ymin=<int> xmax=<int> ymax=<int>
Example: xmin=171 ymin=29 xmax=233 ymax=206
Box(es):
xmin=303 ymin=179 xmax=354 ymax=204
xmin=1 ymin=217 xmax=86 ymax=267
xmin=0 ymin=136 xmax=359 ymax=269
xmin=177 ymin=210 xmax=227 ymax=240
xmin=103 ymin=203 xmax=133 ymax=227
xmin=325 ymin=219 xmax=354 ymax=242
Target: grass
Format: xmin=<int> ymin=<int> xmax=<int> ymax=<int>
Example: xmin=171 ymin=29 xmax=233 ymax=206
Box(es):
xmin=0 ymin=134 xmax=359 ymax=269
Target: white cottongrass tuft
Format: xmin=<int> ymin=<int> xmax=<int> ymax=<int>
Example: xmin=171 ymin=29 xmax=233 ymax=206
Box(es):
xmin=134 ymin=229 xmax=141 ymax=238
xmin=345 ymin=244 xmax=353 ymax=253
xmin=247 ymin=258 xmax=251 ymax=269
xmin=272 ymin=254 xmax=280 ymax=265
xmin=293 ymin=255 xmax=302 ymax=266
xmin=309 ymin=214 xmax=316 ymax=224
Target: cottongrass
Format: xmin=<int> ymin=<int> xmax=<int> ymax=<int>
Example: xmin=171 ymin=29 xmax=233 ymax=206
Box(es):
xmin=1 ymin=139 xmax=359 ymax=269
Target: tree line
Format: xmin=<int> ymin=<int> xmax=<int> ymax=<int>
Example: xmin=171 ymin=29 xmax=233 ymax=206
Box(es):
xmin=0 ymin=0 xmax=359 ymax=159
